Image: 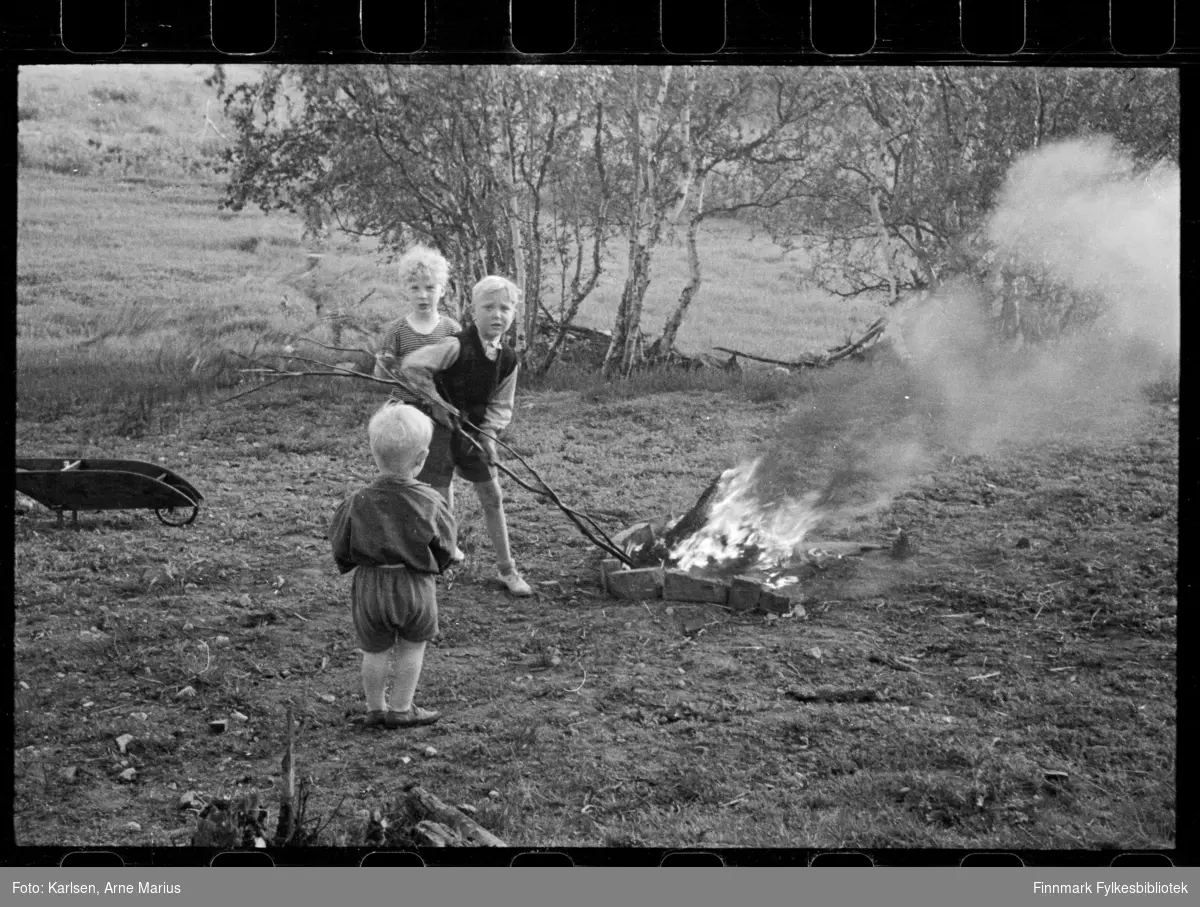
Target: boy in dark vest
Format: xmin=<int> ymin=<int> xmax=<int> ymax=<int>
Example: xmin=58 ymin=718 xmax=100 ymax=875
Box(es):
xmin=400 ymin=276 xmax=533 ymax=597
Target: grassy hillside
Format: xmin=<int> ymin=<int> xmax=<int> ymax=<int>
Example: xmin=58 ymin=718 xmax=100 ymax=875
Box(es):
xmin=17 ymin=63 xmax=256 ymax=180
xmin=17 ymin=64 xmax=883 ymax=425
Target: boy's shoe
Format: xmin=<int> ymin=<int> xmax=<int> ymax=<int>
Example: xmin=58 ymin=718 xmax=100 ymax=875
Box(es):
xmin=353 ymin=710 xmax=388 ymax=728
xmin=450 ymin=547 xmax=466 ymax=565
xmin=498 ymin=570 xmax=533 ymax=597
xmin=384 ymin=705 xmax=441 ymax=728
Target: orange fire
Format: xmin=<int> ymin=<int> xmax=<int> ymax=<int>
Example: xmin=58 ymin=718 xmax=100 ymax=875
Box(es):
xmin=669 ymin=459 xmax=824 ymax=572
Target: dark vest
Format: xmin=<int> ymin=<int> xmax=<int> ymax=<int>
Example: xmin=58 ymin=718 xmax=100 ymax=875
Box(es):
xmin=435 ymin=325 xmax=518 ymax=427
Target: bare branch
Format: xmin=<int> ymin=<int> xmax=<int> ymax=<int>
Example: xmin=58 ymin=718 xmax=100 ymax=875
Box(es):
xmin=223 ymin=337 xmax=635 ymax=565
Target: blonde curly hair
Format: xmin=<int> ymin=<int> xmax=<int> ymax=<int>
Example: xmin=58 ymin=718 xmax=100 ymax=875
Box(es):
xmin=396 ymin=244 xmax=450 ymax=288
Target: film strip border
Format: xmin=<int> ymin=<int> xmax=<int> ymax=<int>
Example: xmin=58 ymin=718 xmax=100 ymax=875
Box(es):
xmin=4 ymin=1 xmax=1191 ymax=59
xmin=6 ymin=3 xmax=1189 ymax=874
xmin=24 ymin=847 xmax=1184 ymax=867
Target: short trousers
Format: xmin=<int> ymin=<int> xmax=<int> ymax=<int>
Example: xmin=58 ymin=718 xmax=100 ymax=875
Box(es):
xmin=417 ymin=421 xmax=495 ymax=486
xmin=351 ymin=564 xmax=439 ymax=653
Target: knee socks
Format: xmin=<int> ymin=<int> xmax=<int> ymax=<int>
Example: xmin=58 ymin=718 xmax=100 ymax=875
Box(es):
xmin=361 ymin=640 xmax=428 ymax=713
xmin=474 ymin=478 xmax=514 ymax=574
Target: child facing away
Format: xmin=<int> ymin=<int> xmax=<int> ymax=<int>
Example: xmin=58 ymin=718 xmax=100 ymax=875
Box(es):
xmin=329 ymin=402 xmax=457 ymax=729
xmin=374 ymin=244 xmax=462 ymax=400
xmin=399 ymin=275 xmax=533 ymax=598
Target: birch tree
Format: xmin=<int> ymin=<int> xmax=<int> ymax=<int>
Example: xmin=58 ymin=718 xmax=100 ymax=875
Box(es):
xmin=217 ymin=64 xmax=615 ymax=364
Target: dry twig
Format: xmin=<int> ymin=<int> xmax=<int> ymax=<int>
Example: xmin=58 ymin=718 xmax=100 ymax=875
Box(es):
xmin=563 ymin=670 xmax=588 ymax=693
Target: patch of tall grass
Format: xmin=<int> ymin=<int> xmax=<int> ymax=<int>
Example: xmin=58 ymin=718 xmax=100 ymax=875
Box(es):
xmin=16 ymin=341 xmax=243 ymax=429
xmin=527 ymin=359 xmax=817 ymax=405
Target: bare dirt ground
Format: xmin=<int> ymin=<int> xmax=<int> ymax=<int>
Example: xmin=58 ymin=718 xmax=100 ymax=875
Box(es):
xmin=12 ymin=376 xmax=1178 ymax=854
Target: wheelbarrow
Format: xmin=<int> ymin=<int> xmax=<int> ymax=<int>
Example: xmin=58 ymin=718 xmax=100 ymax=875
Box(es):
xmin=15 ymin=458 xmax=204 ymax=528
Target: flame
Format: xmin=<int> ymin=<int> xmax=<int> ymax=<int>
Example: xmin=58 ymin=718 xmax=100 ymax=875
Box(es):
xmin=670 ymin=459 xmax=824 ymax=571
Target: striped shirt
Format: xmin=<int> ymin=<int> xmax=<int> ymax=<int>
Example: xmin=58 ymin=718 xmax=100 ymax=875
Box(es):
xmin=375 ymin=314 xmax=461 ymax=403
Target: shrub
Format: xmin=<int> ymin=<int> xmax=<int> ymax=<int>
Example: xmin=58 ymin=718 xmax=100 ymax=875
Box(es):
xmin=90 ymin=86 xmax=140 ymax=104
xmin=232 ymin=236 xmax=262 ymax=254
xmin=35 ymin=136 xmax=95 ymax=176
xmin=1142 ymin=365 xmax=1179 ymax=404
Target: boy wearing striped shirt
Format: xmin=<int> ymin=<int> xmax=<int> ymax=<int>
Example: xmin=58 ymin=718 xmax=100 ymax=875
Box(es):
xmin=374 ymin=244 xmax=462 ymax=399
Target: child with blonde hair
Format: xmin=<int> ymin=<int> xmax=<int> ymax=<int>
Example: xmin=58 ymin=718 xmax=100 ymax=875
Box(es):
xmin=400 ymin=275 xmax=532 ymax=597
xmin=329 ymin=403 xmax=457 ymax=728
xmin=374 ymin=244 xmax=462 ymax=401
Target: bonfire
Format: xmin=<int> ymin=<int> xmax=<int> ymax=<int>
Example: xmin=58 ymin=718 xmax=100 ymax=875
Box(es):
xmin=605 ymin=459 xmax=900 ymax=610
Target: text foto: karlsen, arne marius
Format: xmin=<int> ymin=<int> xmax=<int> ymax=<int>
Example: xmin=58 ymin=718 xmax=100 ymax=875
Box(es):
xmin=13 ymin=882 xmax=183 ymax=895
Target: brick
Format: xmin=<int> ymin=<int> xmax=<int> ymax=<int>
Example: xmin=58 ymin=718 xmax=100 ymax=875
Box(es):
xmin=728 ymin=576 xmax=763 ymax=611
xmin=757 ymin=589 xmax=793 ymax=614
xmin=606 ymin=567 xmax=663 ymax=600
xmin=599 ymin=558 xmax=624 ymax=592
xmin=663 ymin=569 xmax=729 ymax=605
xmin=612 ymin=522 xmax=656 ymax=551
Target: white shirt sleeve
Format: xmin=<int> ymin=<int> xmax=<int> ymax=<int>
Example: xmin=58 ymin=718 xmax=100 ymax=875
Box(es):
xmin=398 ymin=338 xmax=461 ymax=413
xmin=481 ymin=364 xmax=519 ymax=434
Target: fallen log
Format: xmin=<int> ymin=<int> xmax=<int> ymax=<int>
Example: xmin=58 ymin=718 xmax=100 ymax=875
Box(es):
xmin=404 ymin=786 xmax=506 ymax=847
xmin=413 ymin=820 xmax=463 ymax=847
xmin=713 ymin=316 xmax=888 ymax=371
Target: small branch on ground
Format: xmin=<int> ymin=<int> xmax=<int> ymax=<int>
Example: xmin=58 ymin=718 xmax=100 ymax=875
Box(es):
xmin=869 ymin=652 xmax=934 ymax=676
xmin=274 ymin=706 xmax=296 ymax=846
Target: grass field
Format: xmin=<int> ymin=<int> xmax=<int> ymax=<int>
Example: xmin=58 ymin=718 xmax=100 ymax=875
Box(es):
xmin=13 ymin=65 xmax=1178 ymax=858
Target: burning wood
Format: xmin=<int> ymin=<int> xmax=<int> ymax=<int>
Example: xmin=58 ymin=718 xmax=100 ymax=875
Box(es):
xmin=603 ymin=462 xmax=895 ymax=610
xmin=622 ymin=459 xmax=827 ymax=573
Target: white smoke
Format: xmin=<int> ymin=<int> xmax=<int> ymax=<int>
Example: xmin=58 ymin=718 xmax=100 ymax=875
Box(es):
xmin=987 ymin=136 xmax=1179 ymax=356
xmin=748 ymin=136 xmax=1180 ymax=542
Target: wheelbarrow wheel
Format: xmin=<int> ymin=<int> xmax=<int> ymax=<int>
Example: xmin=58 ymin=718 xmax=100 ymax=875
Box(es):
xmin=156 ymin=503 xmax=199 ymax=527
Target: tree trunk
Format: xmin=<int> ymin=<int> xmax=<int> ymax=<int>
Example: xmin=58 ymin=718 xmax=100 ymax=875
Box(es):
xmin=603 ymin=67 xmax=644 ymax=379
xmin=505 ymin=190 xmax=529 ymax=354
xmin=869 ymin=188 xmax=899 ymax=306
xmin=604 ymin=66 xmax=673 ymax=379
xmin=619 ymin=245 xmax=652 ymax=376
xmin=655 ymin=185 xmax=706 ymax=359
xmin=653 ymin=70 xmax=701 ymax=361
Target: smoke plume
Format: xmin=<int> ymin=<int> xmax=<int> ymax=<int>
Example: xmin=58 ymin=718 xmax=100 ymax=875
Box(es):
xmin=752 ymin=137 xmax=1179 ymax=536
xmin=987 ymin=136 xmax=1179 ymax=357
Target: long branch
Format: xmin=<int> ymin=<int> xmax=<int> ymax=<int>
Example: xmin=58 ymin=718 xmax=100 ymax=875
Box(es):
xmin=226 ymin=340 xmax=636 ymax=566
xmin=370 ymin=357 xmax=634 ymax=564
